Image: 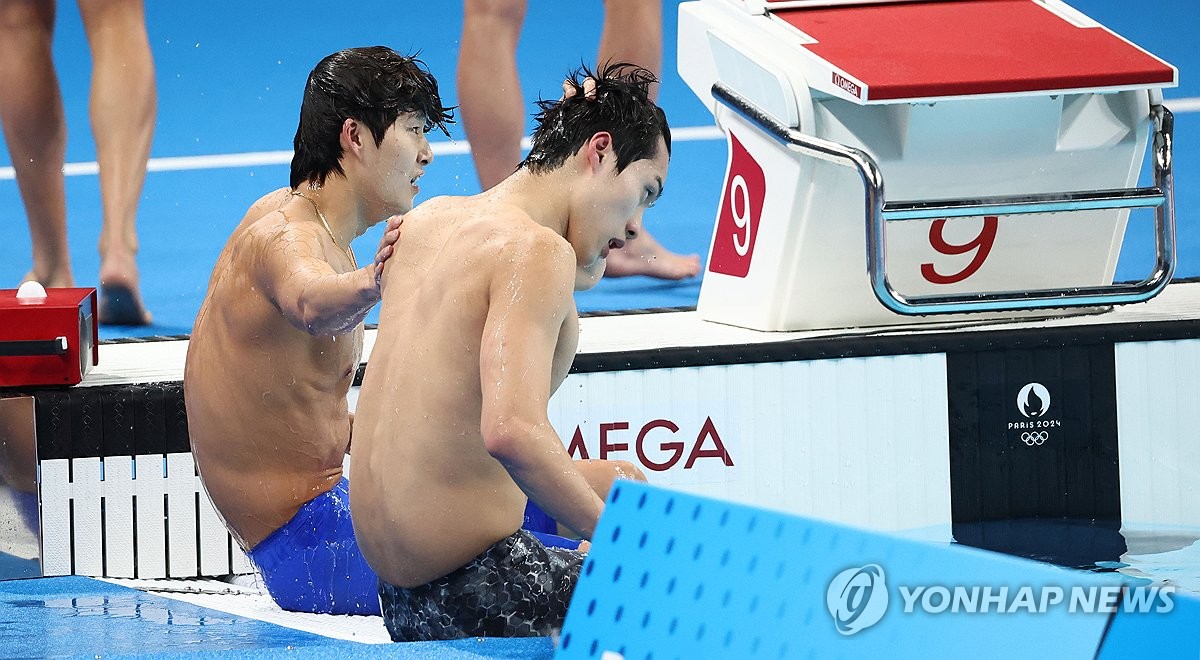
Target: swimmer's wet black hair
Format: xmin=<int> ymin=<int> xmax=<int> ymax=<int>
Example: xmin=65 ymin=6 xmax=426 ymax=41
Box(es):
xmin=290 ymin=46 xmax=454 ymax=189
xmin=519 ymin=62 xmax=671 ymax=175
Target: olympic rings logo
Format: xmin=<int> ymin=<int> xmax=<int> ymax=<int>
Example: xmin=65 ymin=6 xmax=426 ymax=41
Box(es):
xmin=1020 ymin=431 xmax=1049 ymax=446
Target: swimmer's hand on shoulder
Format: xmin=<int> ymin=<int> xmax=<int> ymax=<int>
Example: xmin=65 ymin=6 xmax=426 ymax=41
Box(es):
xmin=372 ymin=214 xmax=405 ymax=290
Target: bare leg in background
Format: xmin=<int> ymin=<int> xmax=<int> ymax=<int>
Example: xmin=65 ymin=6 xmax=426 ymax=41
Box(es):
xmin=0 ymin=0 xmax=75 ymax=289
xmin=81 ymin=0 xmax=156 ymax=325
xmin=595 ymin=0 xmax=699 ymax=279
xmin=458 ymin=0 xmax=700 ymax=281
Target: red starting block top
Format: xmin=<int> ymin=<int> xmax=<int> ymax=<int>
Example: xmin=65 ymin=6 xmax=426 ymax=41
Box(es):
xmin=772 ymin=0 xmax=1177 ymax=101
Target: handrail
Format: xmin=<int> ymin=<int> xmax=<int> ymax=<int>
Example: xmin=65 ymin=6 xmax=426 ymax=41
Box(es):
xmin=711 ymin=82 xmax=1176 ymax=315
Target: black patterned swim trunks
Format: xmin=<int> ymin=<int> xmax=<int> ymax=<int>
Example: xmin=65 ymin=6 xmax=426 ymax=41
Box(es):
xmin=378 ymin=528 xmax=586 ymax=641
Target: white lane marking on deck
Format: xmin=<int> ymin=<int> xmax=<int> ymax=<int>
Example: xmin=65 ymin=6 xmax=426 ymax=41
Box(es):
xmin=1 ymin=100 xmax=1195 ymax=180
xmin=1169 ymin=96 xmax=1200 ymax=113
xmin=1 ymin=126 xmax=726 ymax=180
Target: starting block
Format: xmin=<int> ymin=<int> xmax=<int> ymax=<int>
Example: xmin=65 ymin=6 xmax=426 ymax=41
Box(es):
xmin=678 ymin=0 xmax=1178 ymax=330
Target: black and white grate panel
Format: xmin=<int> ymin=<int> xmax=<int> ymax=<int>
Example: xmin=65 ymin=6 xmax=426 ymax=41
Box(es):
xmin=35 ymin=383 xmax=251 ymax=578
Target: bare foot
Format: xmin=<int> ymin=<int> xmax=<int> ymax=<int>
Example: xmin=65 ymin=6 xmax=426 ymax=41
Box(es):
xmin=603 ymin=232 xmax=702 ymax=280
xmin=20 ymin=269 xmax=74 ymax=289
xmin=98 ymin=251 xmax=152 ymax=326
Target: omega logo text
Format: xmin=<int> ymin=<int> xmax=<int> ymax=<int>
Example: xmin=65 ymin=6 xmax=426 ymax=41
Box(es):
xmin=565 ymin=416 xmax=734 ymax=472
xmin=832 ymin=72 xmax=862 ymax=98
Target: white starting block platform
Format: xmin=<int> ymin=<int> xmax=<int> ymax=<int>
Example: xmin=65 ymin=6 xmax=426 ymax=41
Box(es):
xmin=679 ymin=0 xmax=1178 ymax=330
xmin=4 ymin=283 xmax=1200 ymax=581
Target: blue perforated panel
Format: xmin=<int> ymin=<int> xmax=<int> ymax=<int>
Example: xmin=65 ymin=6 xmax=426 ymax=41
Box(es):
xmin=1096 ymin=588 xmax=1200 ymax=659
xmin=558 ymin=483 xmax=1127 ymax=659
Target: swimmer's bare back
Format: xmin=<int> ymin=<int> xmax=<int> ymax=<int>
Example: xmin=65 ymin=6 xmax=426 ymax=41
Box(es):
xmin=352 ymin=194 xmax=594 ymax=587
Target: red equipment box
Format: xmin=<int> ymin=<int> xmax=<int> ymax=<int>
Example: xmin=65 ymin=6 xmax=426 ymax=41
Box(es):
xmin=0 ymin=287 xmax=98 ymax=388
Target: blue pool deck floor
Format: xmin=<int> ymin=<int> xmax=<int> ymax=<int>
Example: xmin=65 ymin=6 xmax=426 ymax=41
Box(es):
xmin=0 ymin=575 xmax=553 ymax=659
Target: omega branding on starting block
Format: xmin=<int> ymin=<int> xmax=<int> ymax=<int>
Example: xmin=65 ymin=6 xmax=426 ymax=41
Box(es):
xmin=679 ymin=0 xmax=1177 ymax=332
xmin=831 ymin=71 xmax=861 ymax=98
xmin=564 ymin=416 xmax=734 ymax=474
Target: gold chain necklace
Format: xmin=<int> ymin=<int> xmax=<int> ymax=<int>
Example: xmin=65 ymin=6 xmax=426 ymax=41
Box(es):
xmin=291 ymin=190 xmax=358 ymax=269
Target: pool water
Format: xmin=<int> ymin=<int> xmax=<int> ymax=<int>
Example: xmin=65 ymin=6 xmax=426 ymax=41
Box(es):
xmin=952 ymin=518 xmax=1200 ymax=594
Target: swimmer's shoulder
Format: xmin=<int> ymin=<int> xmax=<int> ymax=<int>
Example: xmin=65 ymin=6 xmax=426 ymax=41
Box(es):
xmin=486 ymin=228 xmax=575 ymax=316
xmin=402 ymin=194 xmax=457 ymax=224
xmin=220 ymin=188 xmax=294 ymax=251
xmin=490 ymin=222 xmax=575 ymax=282
xmin=248 ymin=187 xmax=293 ymax=217
xmin=409 ymin=194 xmax=571 ymax=269
xmin=239 ymin=207 xmax=292 ymax=250
xmin=234 ymin=188 xmax=292 ymax=232
xmin=232 ymin=195 xmax=328 ymax=266
xmin=414 ymin=194 xmax=455 ymax=211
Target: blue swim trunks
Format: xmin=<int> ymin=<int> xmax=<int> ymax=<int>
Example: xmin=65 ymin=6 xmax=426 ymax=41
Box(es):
xmin=523 ymin=500 xmax=583 ymax=550
xmin=247 ymin=481 xmax=578 ymax=615
xmin=248 ymin=477 xmax=380 ymax=615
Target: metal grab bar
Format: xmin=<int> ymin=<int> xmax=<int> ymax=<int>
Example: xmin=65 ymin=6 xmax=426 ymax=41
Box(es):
xmin=0 ymin=337 xmax=68 ymax=357
xmin=883 ymin=188 xmax=1165 ymax=221
xmin=711 ymin=82 xmax=1177 ymax=315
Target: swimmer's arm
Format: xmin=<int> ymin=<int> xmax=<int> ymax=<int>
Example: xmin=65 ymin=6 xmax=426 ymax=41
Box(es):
xmin=479 ymin=237 xmax=604 ymax=540
xmin=252 ymin=220 xmax=379 ymax=336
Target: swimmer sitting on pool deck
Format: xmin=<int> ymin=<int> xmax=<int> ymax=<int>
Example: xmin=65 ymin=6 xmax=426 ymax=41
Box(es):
xmin=183 ymin=46 xmax=453 ymax=615
xmin=351 ymin=62 xmax=671 ymax=640
xmin=184 ymin=47 xmax=641 ymax=617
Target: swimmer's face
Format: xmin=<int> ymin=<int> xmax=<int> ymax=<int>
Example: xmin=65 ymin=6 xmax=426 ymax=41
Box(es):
xmin=571 ymin=134 xmax=669 ymax=291
xmin=363 ymin=111 xmax=434 ymax=218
